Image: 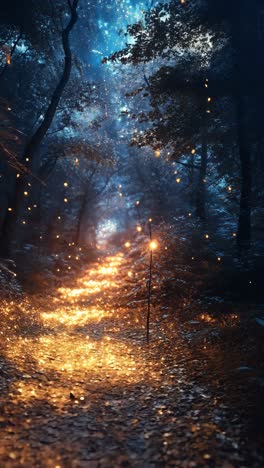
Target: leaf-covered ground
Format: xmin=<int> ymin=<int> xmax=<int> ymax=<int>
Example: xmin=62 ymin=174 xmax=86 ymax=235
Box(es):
xmin=0 ymin=246 xmax=263 ymax=467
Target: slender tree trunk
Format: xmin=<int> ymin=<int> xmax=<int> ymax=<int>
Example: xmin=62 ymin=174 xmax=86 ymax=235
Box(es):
xmin=195 ymin=130 xmax=208 ymax=221
xmin=75 ymin=191 xmax=88 ymax=246
xmin=0 ymin=0 xmax=79 ymax=257
xmin=236 ymin=97 xmax=252 ymax=251
xmin=188 ymin=155 xmax=194 ymax=190
xmin=230 ymin=2 xmax=252 ymax=252
xmin=22 ymin=0 xmax=78 ymax=170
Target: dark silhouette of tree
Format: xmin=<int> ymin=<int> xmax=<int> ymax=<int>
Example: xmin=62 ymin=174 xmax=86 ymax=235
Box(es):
xmin=108 ymin=0 xmax=264 ymax=252
xmin=0 ymin=0 xmax=79 ymax=256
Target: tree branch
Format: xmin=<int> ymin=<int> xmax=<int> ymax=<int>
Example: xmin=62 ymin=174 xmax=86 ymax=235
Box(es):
xmin=0 ymin=27 xmax=23 ymax=80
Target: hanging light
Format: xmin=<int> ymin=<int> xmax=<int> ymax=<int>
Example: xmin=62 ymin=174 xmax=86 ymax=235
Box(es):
xmin=149 ymin=240 xmax=158 ymax=251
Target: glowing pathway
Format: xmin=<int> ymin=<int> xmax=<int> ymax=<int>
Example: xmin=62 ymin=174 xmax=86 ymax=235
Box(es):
xmin=4 ymin=254 xmax=151 ymax=390
xmin=0 ymin=252 xmax=248 ymax=467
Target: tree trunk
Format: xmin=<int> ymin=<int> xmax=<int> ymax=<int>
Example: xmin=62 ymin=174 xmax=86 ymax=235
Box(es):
xmin=195 ymin=129 xmax=208 ymax=221
xmin=22 ymin=0 xmax=78 ymax=170
xmin=230 ymin=2 xmax=252 ymax=252
xmin=75 ymin=191 xmax=89 ymax=246
xmin=236 ymin=97 xmax=252 ymax=251
xmin=0 ymin=0 xmax=79 ymax=257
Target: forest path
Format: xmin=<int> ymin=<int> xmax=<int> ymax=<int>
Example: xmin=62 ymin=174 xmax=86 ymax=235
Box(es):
xmin=0 ymin=252 xmax=259 ymax=467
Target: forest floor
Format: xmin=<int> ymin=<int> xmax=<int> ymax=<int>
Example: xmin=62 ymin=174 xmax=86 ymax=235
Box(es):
xmin=0 ymin=248 xmax=264 ymax=467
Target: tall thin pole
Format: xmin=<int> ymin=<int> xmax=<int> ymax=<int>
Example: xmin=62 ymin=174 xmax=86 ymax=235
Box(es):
xmin=147 ymin=219 xmax=153 ymax=344
xmin=147 ymin=248 xmax=153 ymax=344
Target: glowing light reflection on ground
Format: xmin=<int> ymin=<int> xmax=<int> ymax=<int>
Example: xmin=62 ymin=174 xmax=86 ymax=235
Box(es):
xmin=4 ymin=253 xmax=150 ymax=404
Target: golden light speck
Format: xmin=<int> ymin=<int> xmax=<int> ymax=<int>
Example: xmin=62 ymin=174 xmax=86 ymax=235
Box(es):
xmin=150 ymin=240 xmax=158 ymax=251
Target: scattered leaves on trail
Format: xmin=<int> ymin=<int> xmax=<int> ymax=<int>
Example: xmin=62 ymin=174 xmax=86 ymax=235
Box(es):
xmin=0 ymin=251 xmax=263 ymax=467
